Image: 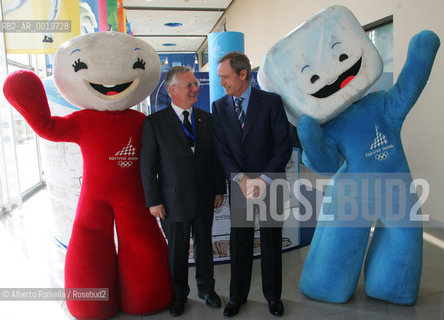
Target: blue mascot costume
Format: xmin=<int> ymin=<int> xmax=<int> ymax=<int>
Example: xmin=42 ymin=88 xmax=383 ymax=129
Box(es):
xmin=259 ymin=5 xmax=440 ymax=305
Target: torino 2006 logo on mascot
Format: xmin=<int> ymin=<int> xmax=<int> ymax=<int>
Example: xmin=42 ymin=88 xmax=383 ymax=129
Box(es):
xmin=365 ymin=125 xmax=395 ymax=161
xmin=110 ymin=137 xmax=138 ymax=168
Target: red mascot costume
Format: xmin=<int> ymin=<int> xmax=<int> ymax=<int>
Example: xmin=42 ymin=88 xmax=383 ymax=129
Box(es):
xmin=3 ymin=32 xmax=173 ymax=319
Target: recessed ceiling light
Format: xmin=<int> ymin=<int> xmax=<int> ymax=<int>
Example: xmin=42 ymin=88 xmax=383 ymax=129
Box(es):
xmin=164 ymin=22 xmax=183 ymax=27
xmin=163 ymin=43 xmax=177 ymax=47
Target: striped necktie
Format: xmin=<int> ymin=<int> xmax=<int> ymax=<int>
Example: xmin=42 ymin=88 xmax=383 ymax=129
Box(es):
xmin=234 ymin=97 xmax=245 ymax=129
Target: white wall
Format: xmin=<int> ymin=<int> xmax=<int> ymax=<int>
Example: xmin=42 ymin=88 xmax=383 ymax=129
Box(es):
xmin=223 ymin=0 xmax=444 ymax=225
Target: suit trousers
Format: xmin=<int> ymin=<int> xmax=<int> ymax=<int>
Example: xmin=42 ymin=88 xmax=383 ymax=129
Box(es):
xmin=160 ymin=212 xmax=215 ymax=300
xmin=229 ymin=224 xmax=282 ymax=303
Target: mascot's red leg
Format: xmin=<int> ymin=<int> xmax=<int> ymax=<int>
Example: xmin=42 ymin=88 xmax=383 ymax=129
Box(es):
xmin=65 ymin=196 xmax=119 ymax=320
xmin=114 ymin=200 xmax=173 ymax=315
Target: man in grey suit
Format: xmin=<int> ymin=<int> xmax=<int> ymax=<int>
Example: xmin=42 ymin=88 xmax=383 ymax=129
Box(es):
xmin=140 ymin=66 xmax=226 ymax=317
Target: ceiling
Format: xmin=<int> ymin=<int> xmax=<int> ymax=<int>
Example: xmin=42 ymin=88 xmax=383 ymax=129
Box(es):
xmin=123 ymin=0 xmax=234 ymax=53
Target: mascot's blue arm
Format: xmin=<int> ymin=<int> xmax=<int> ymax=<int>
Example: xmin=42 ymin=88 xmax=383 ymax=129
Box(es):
xmin=385 ymin=30 xmax=440 ymax=120
xmin=297 ymin=114 xmax=340 ymax=175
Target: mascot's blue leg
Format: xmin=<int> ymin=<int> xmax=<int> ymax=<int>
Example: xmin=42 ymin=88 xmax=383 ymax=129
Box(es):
xmin=364 ymin=223 xmax=423 ymax=305
xmin=299 ymin=225 xmax=371 ymax=303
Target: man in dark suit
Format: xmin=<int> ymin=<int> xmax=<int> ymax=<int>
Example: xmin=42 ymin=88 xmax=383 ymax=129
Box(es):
xmin=140 ymin=66 xmax=226 ymax=317
xmin=212 ymin=52 xmax=292 ymax=317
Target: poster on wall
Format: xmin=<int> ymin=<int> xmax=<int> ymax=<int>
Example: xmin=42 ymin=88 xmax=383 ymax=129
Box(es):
xmin=41 ymin=78 xmax=82 ymax=248
xmin=150 ymin=72 xmax=211 ymax=114
xmin=2 ymin=0 xmax=80 ymax=54
xmin=150 ymin=71 xmax=261 ymax=114
xmin=79 ymin=0 xmax=99 ymax=34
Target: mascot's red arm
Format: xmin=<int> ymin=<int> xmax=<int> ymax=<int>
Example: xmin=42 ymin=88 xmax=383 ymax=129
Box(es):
xmin=3 ymin=70 xmax=80 ymax=143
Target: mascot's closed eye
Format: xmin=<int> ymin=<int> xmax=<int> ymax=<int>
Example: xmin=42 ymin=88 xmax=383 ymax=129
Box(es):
xmin=133 ymin=57 xmax=146 ymax=70
xmin=72 ymin=58 xmax=88 ymax=72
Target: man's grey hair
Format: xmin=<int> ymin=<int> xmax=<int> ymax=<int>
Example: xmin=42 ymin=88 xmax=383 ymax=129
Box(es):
xmin=164 ymin=66 xmax=192 ymax=97
xmin=218 ymin=51 xmax=251 ymax=81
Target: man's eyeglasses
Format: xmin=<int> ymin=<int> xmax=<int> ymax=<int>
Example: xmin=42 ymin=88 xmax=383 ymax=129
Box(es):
xmin=173 ymin=80 xmax=200 ymax=89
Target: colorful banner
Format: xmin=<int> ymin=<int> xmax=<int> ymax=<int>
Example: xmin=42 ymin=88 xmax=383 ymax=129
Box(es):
xmin=106 ymin=0 xmax=118 ymax=31
xmin=117 ymin=0 xmax=124 ymax=33
xmin=98 ymin=0 xmax=107 ymax=31
xmin=2 ymin=0 xmax=80 ymax=54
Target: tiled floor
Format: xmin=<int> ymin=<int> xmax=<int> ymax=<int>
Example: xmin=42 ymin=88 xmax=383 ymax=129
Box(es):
xmin=0 ymin=189 xmax=443 ymax=320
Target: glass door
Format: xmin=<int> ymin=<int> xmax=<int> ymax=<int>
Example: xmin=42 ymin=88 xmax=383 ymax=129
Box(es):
xmin=1 ymin=52 xmax=45 ymax=211
xmin=12 ymin=108 xmax=43 ymax=197
xmin=7 ymin=54 xmax=45 ymax=200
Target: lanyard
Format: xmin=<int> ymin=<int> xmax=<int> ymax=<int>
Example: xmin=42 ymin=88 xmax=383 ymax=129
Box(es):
xmin=176 ymin=110 xmax=195 ymax=141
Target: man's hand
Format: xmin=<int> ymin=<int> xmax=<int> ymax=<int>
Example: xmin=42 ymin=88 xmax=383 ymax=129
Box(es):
xmin=238 ymin=174 xmax=249 ymax=198
xmin=149 ymin=204 xmax=166 ymax=220
xmin=238 ymin=175 xmax=267 ymax=199
xmin=246 ymin=178 xmax=267 ymax=199
xmin=214 ymin=194 xmax=224 ymax=208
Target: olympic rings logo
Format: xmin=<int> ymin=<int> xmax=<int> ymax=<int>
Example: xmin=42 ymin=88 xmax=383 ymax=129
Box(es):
xmin=375 ymin=151 xmax=388 ymax=161
xmin=118 ymin=161 xmax=133 ymax=168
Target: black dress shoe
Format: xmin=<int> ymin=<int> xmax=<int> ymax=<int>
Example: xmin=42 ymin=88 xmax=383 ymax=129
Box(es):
xmin=268 ymin=300 xmax=284 ymax=316
xmin=223 ymin=301 xmax=244 ymax=317
xmin=169 ymin=298 xmax=186 ymax=317
xmin=198 ymin=290 xmax=221 ymax=308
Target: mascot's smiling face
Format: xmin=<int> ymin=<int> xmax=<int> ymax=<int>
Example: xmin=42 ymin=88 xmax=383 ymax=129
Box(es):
xmin=258 ymin=5 xmax=383 ymax=125
xmin=54 ymin=32 xmax=161 ymax=111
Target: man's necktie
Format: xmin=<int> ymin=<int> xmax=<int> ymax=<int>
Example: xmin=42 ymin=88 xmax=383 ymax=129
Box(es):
xmin=182 ymin=110 xmax=194 ymax=147
xmin=234 ymin=97 xmax=245 ymax=129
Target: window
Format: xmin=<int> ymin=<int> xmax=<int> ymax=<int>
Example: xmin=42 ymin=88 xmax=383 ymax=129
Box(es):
xmin=364 ymin=17 xmax=393 ymax=93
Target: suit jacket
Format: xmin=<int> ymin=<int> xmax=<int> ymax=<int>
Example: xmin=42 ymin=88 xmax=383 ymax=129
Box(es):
xmin=140 ymin=105 xmax=226 ymax=222
xmin=212 ymin=87 xmax=292 ymax=180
